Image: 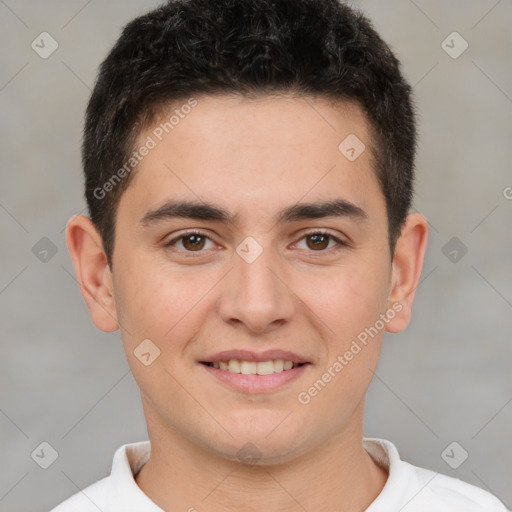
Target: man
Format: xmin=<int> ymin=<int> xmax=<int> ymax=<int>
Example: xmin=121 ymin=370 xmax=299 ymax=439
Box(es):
xmin=51 ymin=0 xmax=508 ymax=510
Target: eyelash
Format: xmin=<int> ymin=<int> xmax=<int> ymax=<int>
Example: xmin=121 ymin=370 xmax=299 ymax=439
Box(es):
xmin=164 ymin=229 xmax=349 ymax=256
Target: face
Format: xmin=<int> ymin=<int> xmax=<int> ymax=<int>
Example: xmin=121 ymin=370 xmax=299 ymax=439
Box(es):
xmin=105 ymin=94 xmax=401 ymax=463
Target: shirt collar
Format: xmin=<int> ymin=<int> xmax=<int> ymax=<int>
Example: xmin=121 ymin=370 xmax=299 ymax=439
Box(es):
xmin=108 ymin=437 xmax=413 ymax=511
xmin=109 ymin=440 xmax=162 ymax=511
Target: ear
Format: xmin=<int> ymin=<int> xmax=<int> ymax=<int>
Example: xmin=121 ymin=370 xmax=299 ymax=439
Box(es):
xmin=65 ymin=214 xmax=119 ymax=332
xmin=385 ymin=212 xmax=428 ymax=333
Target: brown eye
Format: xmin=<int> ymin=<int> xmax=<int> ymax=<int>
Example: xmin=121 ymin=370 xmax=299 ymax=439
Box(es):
xmin=182 ymin=234 xmax=206 ymax=251
xmin=306 ymin=233 xmax=331 ymax=250
xmin=307 ymin=234 xmax=329 ymax=249
xmin=294 ymin=230 xmax=347 ymax=252
xmin=164 ymin=230 xmax=215 ymax=253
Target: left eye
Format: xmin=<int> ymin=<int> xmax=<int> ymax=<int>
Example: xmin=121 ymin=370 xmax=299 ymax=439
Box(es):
xmin=294 ymin=231 xmax=346 ymax=251
xmin=165 ymin=230 xmax=346 ymax=253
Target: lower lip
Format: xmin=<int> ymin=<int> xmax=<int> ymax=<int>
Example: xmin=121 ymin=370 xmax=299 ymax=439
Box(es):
xmin=199 ymin=363 xmax=311 ymax=394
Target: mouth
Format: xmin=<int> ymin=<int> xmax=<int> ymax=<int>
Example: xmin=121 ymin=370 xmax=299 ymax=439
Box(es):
xmin=198 ymin=350 xmax=312 ymax=394
xmin=200 ymin=360 xmax=307 ymax=375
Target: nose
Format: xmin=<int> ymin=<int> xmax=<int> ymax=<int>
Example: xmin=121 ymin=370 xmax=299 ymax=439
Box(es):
xmin=216 ymin=242 xmax=295 ymax=334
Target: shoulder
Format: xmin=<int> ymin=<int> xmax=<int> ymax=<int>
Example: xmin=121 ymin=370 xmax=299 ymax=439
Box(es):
xmin=48 ymin=440 xmax=156 ymax=512
xmin=406 ymin=462 xmax=508 ymax=511
xmin=48 ymin=476 xmax=111 ymax=512
xmin=364 ymin=438 xmax=509 ymax=512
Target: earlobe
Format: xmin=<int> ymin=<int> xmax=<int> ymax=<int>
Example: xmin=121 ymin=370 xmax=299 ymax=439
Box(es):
xmin=65 ymin=214 xmax=119 ymax=332
xmin=385 ymin=213 xmax=429 ymax=333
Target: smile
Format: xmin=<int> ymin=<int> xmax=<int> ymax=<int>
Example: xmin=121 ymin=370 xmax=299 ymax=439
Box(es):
xmin=202 ymin=360 xmax=305 ymax=375
xmin=200 ymin=360 xmax=311 ymax=394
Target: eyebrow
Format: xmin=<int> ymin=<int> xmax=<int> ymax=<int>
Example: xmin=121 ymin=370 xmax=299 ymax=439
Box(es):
xmin=139 ymin=198 xmax=368 ymax=227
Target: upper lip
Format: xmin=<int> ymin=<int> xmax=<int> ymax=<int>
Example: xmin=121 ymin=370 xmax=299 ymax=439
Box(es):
xmin=200 ymin=349 xmax=311 ymax=364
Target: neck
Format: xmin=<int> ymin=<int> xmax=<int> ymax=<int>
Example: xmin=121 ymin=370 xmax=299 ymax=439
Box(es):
xmin=135 ymin=399 xmax=388 ymax=511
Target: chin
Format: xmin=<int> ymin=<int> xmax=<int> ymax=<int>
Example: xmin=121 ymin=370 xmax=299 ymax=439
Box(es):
xmin=216 ymin=440 xmax=305 ymax=467
xmin=207 ymin=422 xmax=311 ymax=466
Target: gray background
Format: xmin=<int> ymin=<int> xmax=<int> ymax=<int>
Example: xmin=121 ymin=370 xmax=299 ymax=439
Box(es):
xmin=1 ymin=1 xmax=511 ymax=511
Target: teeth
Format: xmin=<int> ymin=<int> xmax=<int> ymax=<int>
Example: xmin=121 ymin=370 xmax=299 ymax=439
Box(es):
xmin=210 ymin=359 xmax=302 ymax=374
xmin=240 ymin=361 xmax=257 ymax=375
xmin=228 ymin=360 xmax=241 ymax=373
xmin=256 ymin=361 xmax=274 ymax=375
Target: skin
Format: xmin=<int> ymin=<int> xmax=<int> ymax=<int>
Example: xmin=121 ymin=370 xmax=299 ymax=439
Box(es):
xmin=66 ymin=94 xmax=428 ymax=511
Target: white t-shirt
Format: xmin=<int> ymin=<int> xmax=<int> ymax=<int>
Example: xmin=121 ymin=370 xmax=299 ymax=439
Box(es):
xmin=49 ymin=438 xmax=508 ymax=511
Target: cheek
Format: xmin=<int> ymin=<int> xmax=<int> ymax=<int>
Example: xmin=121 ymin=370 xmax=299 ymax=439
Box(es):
xmin=112 ymin=256 xmax=180 ymax=343
xmin=306 ymin=255 xmax=391 ymax=342
xmin=112 ymin=255 xmax=216 ymax=373
xmin=296 ymin=263 xmax=389 ymax=419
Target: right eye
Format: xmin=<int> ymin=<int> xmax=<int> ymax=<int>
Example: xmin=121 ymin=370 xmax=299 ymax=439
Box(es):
xmin=164 ymin=230 xmax=217 ymax=254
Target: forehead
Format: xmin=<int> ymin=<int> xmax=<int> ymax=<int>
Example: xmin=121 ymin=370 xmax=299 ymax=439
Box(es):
xmin=119 ymin=93 xmax=385 ymax=224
